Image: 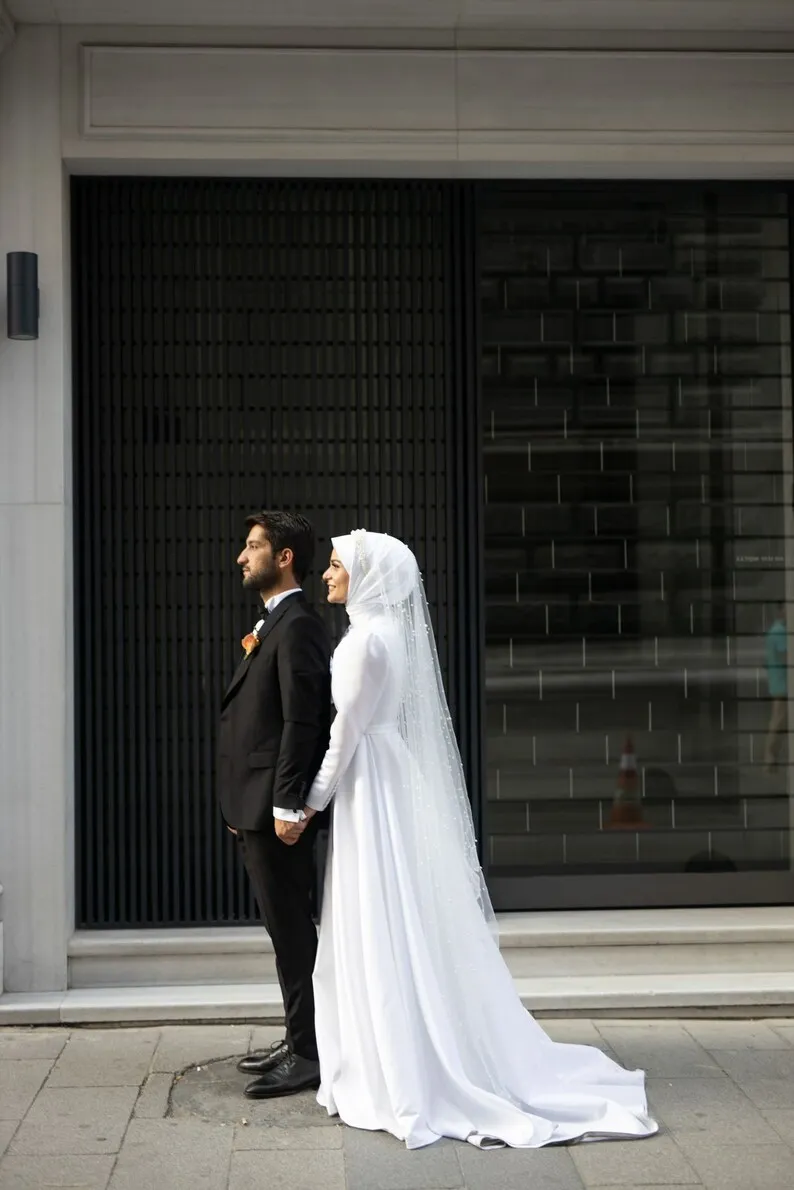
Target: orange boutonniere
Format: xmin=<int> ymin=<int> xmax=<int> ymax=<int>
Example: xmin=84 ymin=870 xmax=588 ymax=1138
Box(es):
xmin=241 ymin=632 xmax=261 ymax=657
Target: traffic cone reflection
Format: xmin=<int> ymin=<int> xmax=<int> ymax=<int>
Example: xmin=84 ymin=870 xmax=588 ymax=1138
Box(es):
xmin=607 ymin=735 xmax=648 ymax=829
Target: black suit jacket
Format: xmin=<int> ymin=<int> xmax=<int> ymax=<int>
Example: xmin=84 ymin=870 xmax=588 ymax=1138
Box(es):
xmin=217 ymin=592 xmax=332 ymax=831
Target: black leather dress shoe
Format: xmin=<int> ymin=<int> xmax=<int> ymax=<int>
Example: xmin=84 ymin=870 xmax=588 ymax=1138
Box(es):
xmin=244 ymin=1053 xmax=321 ymax=1099
xmin=237 ymin=1039 xmax=289 ymax=1075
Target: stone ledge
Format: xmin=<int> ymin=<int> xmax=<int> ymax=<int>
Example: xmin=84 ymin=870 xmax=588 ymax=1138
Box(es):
xmin=6 ymin=971 xmax=794 ymax=1026
xmin=497 ymin=907 xmax=794 ymax=948
xmin=69 ymin=927 xmax=275 ymax=959
xmin=68 ymin=907 xmax=794 ymax=959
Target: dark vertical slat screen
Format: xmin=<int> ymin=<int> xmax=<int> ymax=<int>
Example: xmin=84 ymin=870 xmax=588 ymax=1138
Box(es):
xmin=72 ymin=179 xmax=477 ymax=928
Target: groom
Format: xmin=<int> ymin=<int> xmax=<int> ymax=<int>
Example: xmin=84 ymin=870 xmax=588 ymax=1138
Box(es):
xmin=217 ymin=511 xmax=331 ymax=1099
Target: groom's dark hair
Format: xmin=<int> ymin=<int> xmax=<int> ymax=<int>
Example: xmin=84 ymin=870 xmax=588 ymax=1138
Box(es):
xmin=245 ymin=510 xmax=315 ymax=583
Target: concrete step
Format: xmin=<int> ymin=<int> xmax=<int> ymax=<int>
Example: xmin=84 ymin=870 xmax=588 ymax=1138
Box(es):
xmin=69 ymin=927 xmax=280 ymax=988
xmin=66 ymin=908 xmax=794 ymax=989
xmin=5 ymin=971 xmax=794 ymax=1026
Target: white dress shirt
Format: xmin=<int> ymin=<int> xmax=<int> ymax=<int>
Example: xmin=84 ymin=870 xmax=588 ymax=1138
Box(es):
xmin=265 ymin=588 xmax=302 ymax=615
xmin=265 ymin=588 xmax=311 ymax=823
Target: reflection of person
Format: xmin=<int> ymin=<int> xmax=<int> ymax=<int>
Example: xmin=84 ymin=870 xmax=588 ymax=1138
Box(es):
xmin=285 ymin=530 xmax=657 ymax=1150
xmin=764 ymin=601 xmax=787 ymax=774
xmin=217 ymin=512 xmax=331 ymax=1100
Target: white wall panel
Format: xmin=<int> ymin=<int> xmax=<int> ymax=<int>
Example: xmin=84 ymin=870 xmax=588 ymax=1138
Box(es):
xmin=0 ymin=26 xmax=73 ymax=993
xmin=7 ymin=0 xmax=794 ymax=36
xmin=458 ymin=52 xmax=794 ymax=135
xmin=82 ymin=46 xmax=457 ymax=136
xmin=69 ymin=39 xmax=794 ymax=176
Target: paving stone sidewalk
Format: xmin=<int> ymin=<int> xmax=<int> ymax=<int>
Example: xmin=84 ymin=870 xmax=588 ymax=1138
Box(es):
xmin=2 ymin=1018 xmax=794 ymax=1189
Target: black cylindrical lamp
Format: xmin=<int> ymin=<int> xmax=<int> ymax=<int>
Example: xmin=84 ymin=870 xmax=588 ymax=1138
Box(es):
xmin=7 ymin=251 xmax=39 ymax=340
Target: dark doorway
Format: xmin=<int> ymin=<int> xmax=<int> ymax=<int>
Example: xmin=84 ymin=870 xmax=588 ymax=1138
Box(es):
xmin=72 ymin=179 xmax=480 ymax=927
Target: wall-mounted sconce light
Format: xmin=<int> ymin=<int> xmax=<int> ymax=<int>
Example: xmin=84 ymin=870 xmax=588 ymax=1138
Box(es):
xmin=6 ymin=252 xmax=39 ymax=340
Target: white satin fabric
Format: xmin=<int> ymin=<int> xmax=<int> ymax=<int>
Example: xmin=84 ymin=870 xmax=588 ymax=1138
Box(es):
xmin=307 ymin=613 xmax=658 ymax=1151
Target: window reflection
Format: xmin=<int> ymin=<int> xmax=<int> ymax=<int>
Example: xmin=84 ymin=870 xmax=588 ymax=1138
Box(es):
xmin=481 ymin=189 xmax=792 ymax=885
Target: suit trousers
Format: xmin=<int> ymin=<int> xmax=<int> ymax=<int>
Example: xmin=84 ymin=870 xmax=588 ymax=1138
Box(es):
xmin=238 ymin=821 xmax=320 ymax=1062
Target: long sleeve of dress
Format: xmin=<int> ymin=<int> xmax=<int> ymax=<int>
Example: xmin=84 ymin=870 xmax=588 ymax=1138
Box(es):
xmin=306 ymin=629 xmax=389 ymax=813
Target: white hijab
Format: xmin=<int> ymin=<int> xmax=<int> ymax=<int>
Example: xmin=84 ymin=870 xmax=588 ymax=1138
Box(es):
xmin=332 ymin=529 xmax=418 ymax=623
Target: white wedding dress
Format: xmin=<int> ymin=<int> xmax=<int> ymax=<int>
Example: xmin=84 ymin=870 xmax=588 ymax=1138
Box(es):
xmin=307 ymin=606 xmax=657 ymax=1150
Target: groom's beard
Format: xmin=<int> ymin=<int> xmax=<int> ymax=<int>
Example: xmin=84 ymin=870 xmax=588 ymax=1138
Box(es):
xmin=241 ymin=558 xmax=280 ymax=593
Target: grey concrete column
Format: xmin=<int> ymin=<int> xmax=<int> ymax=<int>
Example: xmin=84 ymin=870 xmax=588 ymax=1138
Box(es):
xmin=0 ymin=25 xmax=73 ymax=992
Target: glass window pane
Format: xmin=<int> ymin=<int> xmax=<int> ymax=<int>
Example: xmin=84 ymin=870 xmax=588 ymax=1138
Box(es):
xmin=481 ymin=188 xmax=793 ymax=888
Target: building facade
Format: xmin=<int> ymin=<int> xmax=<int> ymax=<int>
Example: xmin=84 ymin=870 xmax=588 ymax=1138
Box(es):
xmin=2 ymin=1 xmax=794 ymax=1007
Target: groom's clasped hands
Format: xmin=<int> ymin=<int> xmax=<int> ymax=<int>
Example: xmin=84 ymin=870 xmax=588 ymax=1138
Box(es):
xmin=275 ymin=808 xmax=317 ymax=846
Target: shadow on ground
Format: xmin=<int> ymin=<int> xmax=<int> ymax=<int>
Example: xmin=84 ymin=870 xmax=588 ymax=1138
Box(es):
xmin=169 ymin=1056 xmax=336 ymax=1129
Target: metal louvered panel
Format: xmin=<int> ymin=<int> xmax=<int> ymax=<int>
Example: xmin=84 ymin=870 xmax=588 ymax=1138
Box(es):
xmin=72 ymin=179 xmax=480 ymax=928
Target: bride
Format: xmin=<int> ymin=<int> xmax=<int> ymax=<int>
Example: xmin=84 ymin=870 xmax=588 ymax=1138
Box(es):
xmin=290 ymin=529 xmax=657 ymax=1150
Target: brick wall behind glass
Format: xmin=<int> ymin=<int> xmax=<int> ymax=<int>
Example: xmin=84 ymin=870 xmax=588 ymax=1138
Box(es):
xmin=480 ymin=188 xmax=792 ymax=879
